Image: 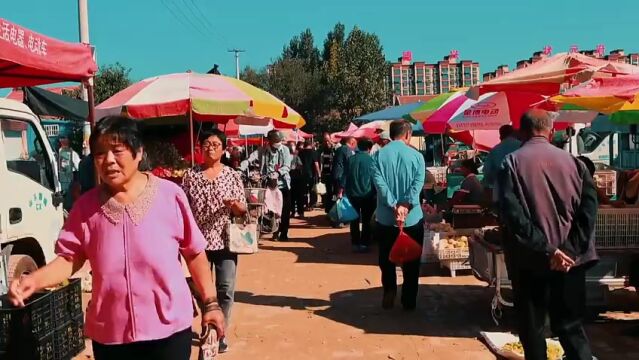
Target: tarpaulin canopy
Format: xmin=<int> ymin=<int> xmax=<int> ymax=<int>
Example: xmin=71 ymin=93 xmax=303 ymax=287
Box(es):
xmin=23 ymin=86 xmax=88 ymax=122
xmin=0 ymin=18 xmax=97 ymax=87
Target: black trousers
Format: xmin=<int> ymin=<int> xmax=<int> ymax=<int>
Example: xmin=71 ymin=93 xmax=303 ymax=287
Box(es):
xmin=321 ymin=175 xmax=335 ymax=213
xmin=290 ymin=174 xmax=306 ymax=217
xmin=279 ymin=187 xmax=292 ymax=238
xmin=376 ymin=220 xmax=424 ymax=307
xmin=92 ymin=327 xmax=192 ymax=360
xmin=306 ymin=176 xmax=318 ymax=208
xmin=511 ymin=266 xmax=593 ymax=360
xmin=349 ymin=196 xmax=376 ymax=246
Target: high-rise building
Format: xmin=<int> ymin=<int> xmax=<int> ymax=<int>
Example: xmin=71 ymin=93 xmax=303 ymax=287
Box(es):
xmin=389 ymin=51 xmax=480 ymax=104
xmin=482 ymin=65 xmax=510 ymax=82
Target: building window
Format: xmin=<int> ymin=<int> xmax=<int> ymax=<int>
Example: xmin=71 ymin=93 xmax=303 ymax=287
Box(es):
xmin=43 ymin=124 xmax=60 ymax=137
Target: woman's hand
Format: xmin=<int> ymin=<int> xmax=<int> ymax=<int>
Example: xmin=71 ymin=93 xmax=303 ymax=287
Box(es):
xmin=9 ymin=274 xmax=38 ymax=307
xmin=224 ymin=199 xmax=247 ymax=216
xmin=202 ymin=307 xmax=226 ymax=340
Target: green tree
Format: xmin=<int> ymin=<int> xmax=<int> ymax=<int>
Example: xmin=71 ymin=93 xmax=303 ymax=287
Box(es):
xmin=267 ymin=58 xmax=322 ymax=128
xmin=282 ymin=29 xmax=321 ymax=70
xmin=336 ymin=26 xmax=389 ymax=119
xmin=93 ymin=63 xmax=133 ymax=104
xmin=240 ymin=66 xmax=269 ymax=90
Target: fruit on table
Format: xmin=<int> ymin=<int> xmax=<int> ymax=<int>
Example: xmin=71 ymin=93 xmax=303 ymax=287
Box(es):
xmin=439 ymin=236 xmax=469 ymax=250
xmin=503 ymin=341 xmax=563 ymax=360
xmin=429 ymin=222 xmax=453 ymax=233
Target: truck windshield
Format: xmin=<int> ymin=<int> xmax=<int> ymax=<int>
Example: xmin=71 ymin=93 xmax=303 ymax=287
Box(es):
xmin=1 ymin=118 xmax=54 ymax=190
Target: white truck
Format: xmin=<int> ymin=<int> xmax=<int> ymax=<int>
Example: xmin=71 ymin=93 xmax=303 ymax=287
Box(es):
xmin=0 ymin=98 xmax=64 ymax=284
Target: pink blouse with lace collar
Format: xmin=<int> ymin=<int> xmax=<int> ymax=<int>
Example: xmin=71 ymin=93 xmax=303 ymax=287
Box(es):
xmin=55 ymin=174 xmax=207 ymax=345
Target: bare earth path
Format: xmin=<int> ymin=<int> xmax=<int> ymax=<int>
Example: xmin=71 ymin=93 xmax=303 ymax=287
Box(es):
xmin=75 ymin=210 xmax=639 ymax=360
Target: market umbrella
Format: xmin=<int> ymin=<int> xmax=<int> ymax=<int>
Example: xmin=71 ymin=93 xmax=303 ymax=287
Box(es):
xmin=449 ymin=130 xmax=501 ymax=152
xmin=356 ymin=102 xmax=423 ymax=122
xmin=552 ymin=74 xmax=639 ymax=124
xmin=423 ymin=92 xmax=549 ymax=133
xmin=96 ymin=72 xmax=305 ymax=127
xmin=404 ymin=90 xmax=466 ymax=123
xmin=469 ymin=52 xmax=639 ymax=99
xmin=331 ymin=123 xmax=358 ymax=142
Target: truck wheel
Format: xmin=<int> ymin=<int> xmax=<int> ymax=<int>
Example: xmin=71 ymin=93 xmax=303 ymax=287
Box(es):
xmin=8 ymin=254 xmax=38 ymax=280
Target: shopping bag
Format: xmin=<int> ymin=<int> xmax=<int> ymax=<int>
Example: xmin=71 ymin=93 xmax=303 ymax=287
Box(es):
xmin=328 ymin=202 xmax=340 ymax=223
xmin=336 ymin=197 xmax=359 ymax=223
xmin=313 ymin=182 xmax=327 ymax=195
xmin=198 ymin=325 xmax=219 ymax=360
xmin=389 ymin=227 xmax=423 ymax=265
xmin=227 ymin=216 xmax=258 ymax=254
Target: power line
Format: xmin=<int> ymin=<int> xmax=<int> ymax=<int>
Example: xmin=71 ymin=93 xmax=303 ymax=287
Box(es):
xmin=160 ymin=0 xmax=209 ymax=40
xmin=189 ymin=0 xmax=230 ymax=47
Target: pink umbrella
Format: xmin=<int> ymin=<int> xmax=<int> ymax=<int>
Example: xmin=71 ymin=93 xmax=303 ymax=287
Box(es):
xmin=449 ymin=130 xmax=501 ymax=152
xmin=331 ymin=123 xmax=358 ymax=142
xmin=424 ymin=91 xmax=549 ymax=133
xmin=469 ymin=52 xmax=639 ymax=99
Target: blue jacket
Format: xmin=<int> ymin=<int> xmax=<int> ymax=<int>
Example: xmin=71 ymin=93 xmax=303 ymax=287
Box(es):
xmin=372 ymin=141 xmax=425 ymax=227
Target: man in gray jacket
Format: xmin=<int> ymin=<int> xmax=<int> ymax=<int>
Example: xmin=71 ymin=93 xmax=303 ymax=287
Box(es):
xmin=499 ymin=109 xmax=598 ymax=360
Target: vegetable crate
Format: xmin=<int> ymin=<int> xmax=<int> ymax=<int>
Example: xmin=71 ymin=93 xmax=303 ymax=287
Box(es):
xmin=0 ymin=279 xmax=84 ymax=359
xmin=595 ymin=207 xmax=639 ymax=249
xmin=438 ymin=248 xmax=471 ymax=277
xmin=436 ymin=229 xmax=475 ymax=277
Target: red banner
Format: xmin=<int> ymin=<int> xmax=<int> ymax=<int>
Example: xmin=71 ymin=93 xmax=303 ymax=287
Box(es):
xmin=0 ymin=18 xmax=97 ymax=87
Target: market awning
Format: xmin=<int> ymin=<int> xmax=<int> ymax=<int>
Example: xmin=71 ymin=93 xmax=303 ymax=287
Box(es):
xmin=0 ymin=18 xmax=97 ymax=87
xmin=23 ymin=86 xmax=88 ymax=122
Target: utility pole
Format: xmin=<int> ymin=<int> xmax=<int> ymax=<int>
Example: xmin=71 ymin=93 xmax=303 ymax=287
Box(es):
xmin=78 ymin=0 xmax=93 ymax=154
xmin=228 ymin=49 xmax=245 ymax=79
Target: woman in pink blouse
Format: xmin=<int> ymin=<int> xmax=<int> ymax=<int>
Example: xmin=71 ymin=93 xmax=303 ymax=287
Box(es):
xmin=182 ymin=129 xmax=247 ymax=353
xmin=8 ymin=116 xmax=224 ymax=360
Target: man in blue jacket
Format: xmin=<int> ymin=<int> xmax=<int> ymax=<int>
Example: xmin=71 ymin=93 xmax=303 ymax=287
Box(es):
xmin=372 ymin=120 xmax=425 ymax=310
xmin=344 ymin=138 xmax=376 ymax=253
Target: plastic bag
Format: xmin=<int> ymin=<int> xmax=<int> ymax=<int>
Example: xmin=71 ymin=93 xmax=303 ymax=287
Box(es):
xmin=389 ymin=227 xmax=423 ymax=265
xmin=336 ymin=197 xmax=359 ymax=223
xmin=313 ymin=182 xmax=327 ymax=195
xmin=328 ymin=202 xmax=340 ymax=223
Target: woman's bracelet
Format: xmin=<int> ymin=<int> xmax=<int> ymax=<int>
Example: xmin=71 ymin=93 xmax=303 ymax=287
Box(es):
xmin=203 ymin=297 xmax=222 ymax=313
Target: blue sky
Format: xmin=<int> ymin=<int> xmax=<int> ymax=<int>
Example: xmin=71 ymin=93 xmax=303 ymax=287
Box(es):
xmin=4 ymin=0 xmax=639 ymax=82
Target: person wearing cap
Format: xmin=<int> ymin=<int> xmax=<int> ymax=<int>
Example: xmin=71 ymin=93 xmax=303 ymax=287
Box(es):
xmin=242 ymin=130 xmax=293 ymax=241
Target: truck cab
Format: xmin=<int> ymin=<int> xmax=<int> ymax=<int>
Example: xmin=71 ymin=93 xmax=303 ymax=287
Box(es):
xmin=0 ymin=98 xmax=64 ymax=279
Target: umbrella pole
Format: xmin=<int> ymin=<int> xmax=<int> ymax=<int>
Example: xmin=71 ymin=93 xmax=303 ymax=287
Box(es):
xmin=440 ymin=134 xmax=445 ymax=166
xmin=189 ymin=107 xmax=195 ymax=167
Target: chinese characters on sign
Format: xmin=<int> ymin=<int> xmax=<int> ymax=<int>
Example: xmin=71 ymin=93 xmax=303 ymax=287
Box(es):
xmin=1 ymin=21 xmax=48 ymax=56
xmin=463 ymin=109 xmax=499 ymax=117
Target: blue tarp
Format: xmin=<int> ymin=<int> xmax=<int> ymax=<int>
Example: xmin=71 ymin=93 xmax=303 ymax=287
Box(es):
xmin=356 ymin=103 xmax=423 ymax=122
xmin=356 ymin=103 xmax=425 ymax=136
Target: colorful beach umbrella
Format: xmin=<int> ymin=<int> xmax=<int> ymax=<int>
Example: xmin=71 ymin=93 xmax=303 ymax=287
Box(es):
xmin=469 ymin=53 xmax=639 ymax=99
xmin=423 ymin=92 xmax=548 ymax=133
xmin=404 ymin=90 xmax=465 ymax=123
xmin=96 ymin=72 xmax=305 ymax=127
xmin=552 ymin=74 xmax=639 ymax=124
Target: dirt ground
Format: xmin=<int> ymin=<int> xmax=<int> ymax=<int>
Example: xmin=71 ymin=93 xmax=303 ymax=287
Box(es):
xmin=73 ymin=210 xmax=639 ymax=360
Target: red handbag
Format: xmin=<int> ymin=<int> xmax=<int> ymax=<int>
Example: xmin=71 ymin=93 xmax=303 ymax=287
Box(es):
xmin=389 ymin=226 xmax=423 ymax=265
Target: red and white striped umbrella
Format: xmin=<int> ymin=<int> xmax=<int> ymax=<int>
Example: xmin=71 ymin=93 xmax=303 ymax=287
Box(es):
xmin=96 ymin=72 xmax=305 ymax=127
